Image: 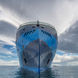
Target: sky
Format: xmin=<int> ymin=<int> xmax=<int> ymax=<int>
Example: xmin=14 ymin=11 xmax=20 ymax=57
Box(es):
xmin=0 ymin=0 xmax=78 ymax=66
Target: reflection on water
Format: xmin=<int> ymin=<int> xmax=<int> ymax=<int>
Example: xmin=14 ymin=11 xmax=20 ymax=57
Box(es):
xmin=15 ymin=68 xmax=56 ymax=78
xmin=0 ymin=66 xmax=78 ymax=78
xmin=15 ymin=69 xmax=39 ymax=78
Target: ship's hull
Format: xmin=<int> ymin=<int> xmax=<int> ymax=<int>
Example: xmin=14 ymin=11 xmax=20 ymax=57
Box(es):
xmin=16 ymin=22 xmax=57 ymax=72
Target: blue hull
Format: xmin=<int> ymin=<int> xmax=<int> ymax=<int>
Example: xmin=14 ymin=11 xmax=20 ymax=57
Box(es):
xmin=16 ymin=21 xmax=57 ymax=72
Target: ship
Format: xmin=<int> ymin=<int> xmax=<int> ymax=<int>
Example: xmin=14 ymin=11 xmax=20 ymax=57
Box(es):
xmin=16 ymin=21 xmax=58 ymax=72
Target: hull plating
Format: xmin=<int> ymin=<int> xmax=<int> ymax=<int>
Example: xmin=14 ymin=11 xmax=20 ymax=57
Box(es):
xmin=16 ymin=22 xmax=57 ymax=72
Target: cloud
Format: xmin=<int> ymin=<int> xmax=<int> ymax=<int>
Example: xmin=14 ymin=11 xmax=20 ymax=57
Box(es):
xmin=53 ymin=51 xmax=78 ymax=66
xmin=58 ymin=21 xmax=78 ymax=53
xmin=0 ymin=39 xmax=17 ymax=57
xmin=0 ymin=59 xmax=19 ymax=66
xmin=0 ymin=35 xmax=15 ymax=46
xmin=0 ymin=20 xmax=18 ymax=66
xmin=0 ymin=39 xmax=18 ymax=66
xmin=0 ymin=21 xmax=17 ymax=39
xmin=0 ymin=28 xmax=17 ymax=65
xmin=0 ymin=0 xmax=78 ymax=35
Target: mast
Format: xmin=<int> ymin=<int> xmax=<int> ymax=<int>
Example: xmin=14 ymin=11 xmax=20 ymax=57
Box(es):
xmin=37 ymin=20 xmax=39 ymax=27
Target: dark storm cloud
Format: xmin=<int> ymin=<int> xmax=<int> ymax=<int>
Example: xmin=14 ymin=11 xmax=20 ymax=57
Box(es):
xmin=0 ymin=0 xmax=78 ymax=35
xmin=0 ymin=0 xmax=55 ymax=20
xmin=58 ymin=21 xmax=78 ymax=53
xmin=0 ymin=21 xmax=17 ymax=38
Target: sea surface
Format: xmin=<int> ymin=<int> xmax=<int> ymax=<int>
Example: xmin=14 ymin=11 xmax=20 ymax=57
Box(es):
xmin=0 ymin=66 xmax=78 ymax=78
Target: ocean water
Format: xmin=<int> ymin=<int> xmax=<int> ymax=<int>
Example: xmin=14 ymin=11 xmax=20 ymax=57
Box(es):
xmin=0 ymin=66 xmax=78 ymax=78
